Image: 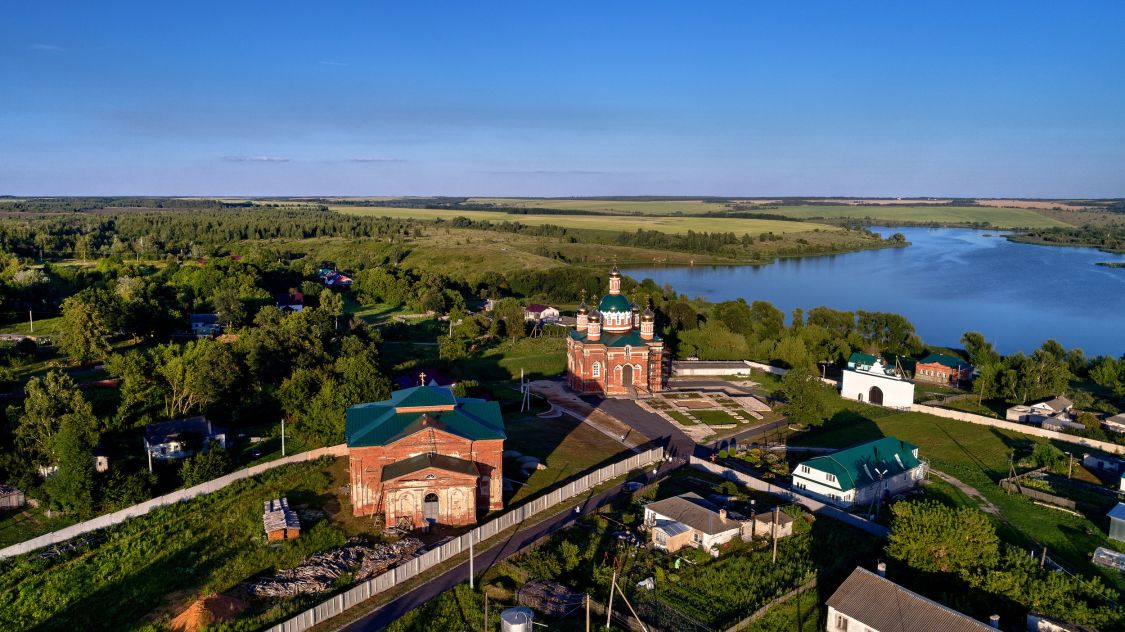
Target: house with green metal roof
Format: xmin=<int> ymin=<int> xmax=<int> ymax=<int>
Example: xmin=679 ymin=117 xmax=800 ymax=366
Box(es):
xmin=345 ymin=385 xmax=506 ymax=527
xmin=792 ymin=437 xmax=925 ymax=508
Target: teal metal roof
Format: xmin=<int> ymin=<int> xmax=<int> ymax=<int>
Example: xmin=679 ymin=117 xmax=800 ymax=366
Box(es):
xmin=345 ymin=386 xmax=505 ymax=447
xmin=569 ymin=329 xmax=661 ymax=346
xmin=381 ymin=453 xmax=481 ymax=481
xmin=598 ymin=293 xmax=633 ymax=313
xmin=918 ymin=353 xmax=970 ymax=369
xmin=798 ymin=437 xmax=921 ymax=492
xmin=848 ymin=352 xmax=878 ymax=367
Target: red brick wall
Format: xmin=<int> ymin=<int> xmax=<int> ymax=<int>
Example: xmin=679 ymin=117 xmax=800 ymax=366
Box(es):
xmin=566 ymin=338 xmax=664 ymax=395
xmin=349 ymin=431 xmax=504 ymax=519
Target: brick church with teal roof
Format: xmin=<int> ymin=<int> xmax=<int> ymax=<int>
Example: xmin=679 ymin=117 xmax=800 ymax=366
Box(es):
xmin=566 ymin=266 xmax=665 ymax=397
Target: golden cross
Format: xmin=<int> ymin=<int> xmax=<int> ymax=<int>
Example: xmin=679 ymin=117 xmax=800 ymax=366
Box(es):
xmin=418 ymin=371 xmax=427 ymax=385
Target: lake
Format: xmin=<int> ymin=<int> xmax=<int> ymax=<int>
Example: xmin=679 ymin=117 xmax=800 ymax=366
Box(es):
xmin=626 ymin=226 xmax=1125 ymax=356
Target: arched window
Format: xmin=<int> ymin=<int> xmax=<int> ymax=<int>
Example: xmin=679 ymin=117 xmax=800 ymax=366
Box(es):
xmin=592 ymin=362 xmax=601 ymax=378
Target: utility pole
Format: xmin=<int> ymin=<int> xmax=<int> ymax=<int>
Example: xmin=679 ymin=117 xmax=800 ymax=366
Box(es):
xmin=585 ymin=594 xmax=590 ymax=632
xmin=147 ymin=442 xmax=152 ymax=473
xmin=29 ymin=310 xmax=34 ymax=333
xmin=1040 ymin=546 xmax=1048 ymax=569
xmin=606 ymin=570 xmax=616 ymax=630
xmin=1068 ymin=453 xmax=1074 ymax=479
xmin=771 ymin=506 xmax=779 ymax=564
xmin=281 ymin=417 xmax=286 ymax=457
xmin=483 ymin=593 xmax=488 ymax=632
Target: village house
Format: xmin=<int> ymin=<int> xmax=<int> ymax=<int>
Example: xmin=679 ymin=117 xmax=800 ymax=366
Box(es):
xmin=840 ymin=353 xmax=915 ymax=409
xmin=792 ymin=437 xmax=925 ymax=509
xmin=1006 ymin=396 xmax=1074 ymax=425
xmin=345 ymin=385 xmax=504 ymax=529
xmin=913 ymin=353 xmax=972 ymax=387
xmin=523 ymin=303 xmax=560 ymax=322
xmin=1081 ymin=453 xmax=1123 ymax=475
xmin=1102 ymin=412 xmax=1125 ymax=434
xmin=262 ymin=497 xmax=301 ymax=541
xmin=748 ymin=509 xmax=795 ymax=540
xmin=144 ymin=416 xmax=227 ymax=461
xmin=643 ymin=492 xmax=742 ymax=555
xmin=189 ymin=313 xmax=221 ymax=337
xmin=275 ymin=291 xmax=305 ymax=313
xmin=566 ymin=266 xmax=664 ymax=397
xmin=826 ymin=566 xmax=996 ymax=631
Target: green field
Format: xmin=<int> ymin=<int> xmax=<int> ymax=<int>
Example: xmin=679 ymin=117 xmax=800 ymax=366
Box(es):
xmin=503 ymin=413 xmax=629 ymax=504
xmin=762 ymin=205 xmax=1070 ymax=229
xmin=332 ymin=205 xmax=838 ymax=236
xmin=468 ymin=197 xmax=729 ymax=215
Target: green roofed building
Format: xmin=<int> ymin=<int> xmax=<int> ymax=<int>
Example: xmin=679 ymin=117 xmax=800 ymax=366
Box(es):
xmin=914 ymin=353 xmax=973 ymax=387
xmin=792 ymin=437 xmax=926 ymax=508
xmin=567 ymin=266 xmax=666 ymax=398
xmin=345 ymin=385 xmax=505 ymax=528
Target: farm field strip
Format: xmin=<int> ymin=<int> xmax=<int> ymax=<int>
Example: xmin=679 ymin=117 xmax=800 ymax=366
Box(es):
xmin=332 ymin=205 xmax=838 ymax=236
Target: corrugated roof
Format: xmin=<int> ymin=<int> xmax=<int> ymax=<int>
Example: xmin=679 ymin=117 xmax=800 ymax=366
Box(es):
xmin=827 ymin=567 xmax=994 ymax=631
xmin=262 ymin=497 xmax=300 ymax=533
xmin=381 ymin=453 xmax=481 ymax=481
xmin=1107 ymin=503 xmax=1125 ymax=522
xmin=653 ymin=519 xmax=691 ymax=537
xmin=645 ymin=492 xmax=738 ymax=536
xmin=145 ymin=416 xmax=220 ymax=446
xmin=799 ymin=437 xmax=921 ymax=492
xmin=918 ymin=353 xmax=970 ymax=369
xmin=345 ymin=386 xmax=505 ymax=447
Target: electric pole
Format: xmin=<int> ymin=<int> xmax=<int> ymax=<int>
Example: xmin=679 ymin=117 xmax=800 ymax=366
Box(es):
xmin=281 ymin=417 xmax=286 ymax=457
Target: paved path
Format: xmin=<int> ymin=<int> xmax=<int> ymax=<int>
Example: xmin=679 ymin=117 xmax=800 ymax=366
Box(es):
xmin=928 ymin=468 xmax=1001 ymax=516
xmin=339 ymin=463 xmax=679 ymax=632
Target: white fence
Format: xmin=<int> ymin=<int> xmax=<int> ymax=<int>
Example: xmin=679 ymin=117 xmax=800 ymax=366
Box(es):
xmin=268 ymin=446 xmax=665 ymax=632
xmin=912 ymin=404 xmax=1125 ymax=456
xmin=0 ymin=444 xmax=349 ymax=560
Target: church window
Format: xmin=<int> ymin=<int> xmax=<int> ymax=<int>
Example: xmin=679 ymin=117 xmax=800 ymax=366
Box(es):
xmin=592 ymin=362 xmax=601 ymax=378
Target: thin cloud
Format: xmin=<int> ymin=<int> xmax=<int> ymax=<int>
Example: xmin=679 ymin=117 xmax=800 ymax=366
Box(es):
xmin=350 ymin=157 xmax=404 ymax=163
xmin=222 ymin=155 xmax=291 ymax=163
xmin=485 ymin=169 xmax=609 ymax=175
xmin=30 ymin=43 xmax=65 ymax=52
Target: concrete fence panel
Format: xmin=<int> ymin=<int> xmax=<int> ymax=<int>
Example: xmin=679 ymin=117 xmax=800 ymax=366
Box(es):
xmin=912 ymin=404 xmax=1125 ymax=455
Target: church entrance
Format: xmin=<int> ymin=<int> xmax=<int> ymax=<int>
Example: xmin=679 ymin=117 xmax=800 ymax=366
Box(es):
xmin=621 ymin=364 xmax=634 ymax=386
xmin=423 ymin=493 xmax=439 ymax=525
xmin=869 ymin=386 xmax=884 ymax=406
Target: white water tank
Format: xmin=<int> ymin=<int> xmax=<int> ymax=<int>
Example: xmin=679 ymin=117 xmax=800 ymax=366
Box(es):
xmin=499 ymin=606 xmax=534 ymax=632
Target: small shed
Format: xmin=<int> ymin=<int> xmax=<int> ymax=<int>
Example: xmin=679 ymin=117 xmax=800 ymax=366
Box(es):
xmin=744 ymin=509 xmax=795 ymax=540
xmin=1107 ymin=503 xmax=1125 ymax=543
xmin=0 ymin=485 xmax=26 ymax=510
xmin=263 ymin=497 xmax=301 ymax=541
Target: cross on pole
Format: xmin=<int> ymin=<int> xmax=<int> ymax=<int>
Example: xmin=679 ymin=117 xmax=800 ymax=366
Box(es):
xmin=418 ymin=371 xmax=427 ymax=386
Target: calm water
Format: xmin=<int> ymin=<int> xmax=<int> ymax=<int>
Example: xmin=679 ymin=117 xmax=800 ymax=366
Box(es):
xmin=627 ymin=226 xmax=1125 ymax=356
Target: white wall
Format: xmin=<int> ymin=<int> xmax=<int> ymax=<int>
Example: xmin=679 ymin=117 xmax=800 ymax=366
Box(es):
xmin=841 ymin=370 xmax=914 ymax=409
xmin=913 ymin=404 xmax=1125 ymax=456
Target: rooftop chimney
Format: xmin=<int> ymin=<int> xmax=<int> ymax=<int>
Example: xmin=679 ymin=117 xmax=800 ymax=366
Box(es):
xmin=876 ymin=561 xmax=886 ymax=577
xmin=719 ymin=508 xmax=728 ymax=523
xmin=989 ymin=614 xmax=1000 ymax=629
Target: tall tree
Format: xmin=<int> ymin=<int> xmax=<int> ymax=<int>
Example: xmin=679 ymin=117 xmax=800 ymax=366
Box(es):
xmin=777 ymin=365 xmax=833 ymax=426
xmin=887 ymin=500 xmax=999 ymax=575
xmin=44 ymin=407 xmax=98 ymax=514
xmin=15 ymin=372 xmax=93 ymax=466
xmin=320 ymin=290 xmax=345 ymax=330
xmin=58 ymin=293 xmax=112 ymax=364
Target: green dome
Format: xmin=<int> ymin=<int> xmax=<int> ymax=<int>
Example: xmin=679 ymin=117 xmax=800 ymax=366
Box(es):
xmin=599 ymin=293 xmax=632 ymax=313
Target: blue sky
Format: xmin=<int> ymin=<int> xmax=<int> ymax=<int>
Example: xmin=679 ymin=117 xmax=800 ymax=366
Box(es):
xmin=3 ymin=1 xmax=1124 ymax=197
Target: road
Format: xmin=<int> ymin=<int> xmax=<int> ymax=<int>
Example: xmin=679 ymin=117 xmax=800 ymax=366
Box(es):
xmin=591 ymin=397 xmax=700 ymax=459
xmin=340 ymin=462 xmax=678 ymax=632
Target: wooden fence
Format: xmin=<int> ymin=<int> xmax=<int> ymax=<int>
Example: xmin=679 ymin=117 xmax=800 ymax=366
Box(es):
xmin=267 ymin=446 xmax=665 ymax=632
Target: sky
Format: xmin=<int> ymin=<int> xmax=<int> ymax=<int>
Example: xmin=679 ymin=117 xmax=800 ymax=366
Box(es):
xmin=2 ymin=1 xmax=1124 ymax=197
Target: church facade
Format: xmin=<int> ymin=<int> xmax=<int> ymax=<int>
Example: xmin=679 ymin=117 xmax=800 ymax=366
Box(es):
xmin=566 ymin=267 xmax=665 ymax=397
xmin=345 ymin=386 xmax=505 ymax=528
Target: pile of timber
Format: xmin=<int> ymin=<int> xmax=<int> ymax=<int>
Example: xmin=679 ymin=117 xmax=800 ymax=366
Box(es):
xmin=244 ymin=537 xmax=422 ymax=598
xmin=516 ymin=579 xmax=583 ymax=618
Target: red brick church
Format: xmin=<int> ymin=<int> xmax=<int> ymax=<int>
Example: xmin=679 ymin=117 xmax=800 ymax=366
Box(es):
xmin=345 ymin=385 xmax=505 ymax=528
xmin=566 ymin=266 xmax=665 ymax=397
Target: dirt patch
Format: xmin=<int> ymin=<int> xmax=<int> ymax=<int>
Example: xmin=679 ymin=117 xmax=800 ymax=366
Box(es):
xmin=169 ymin=594 xmax=248 ymax=632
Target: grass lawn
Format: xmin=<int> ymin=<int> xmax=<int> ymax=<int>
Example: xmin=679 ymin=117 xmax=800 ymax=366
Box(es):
xmin=0 ymin=458 xmax=365 ymax=632
xmin=692 ymin=409 xmax=741 ymax=426
xmin=460 ymin=336 xmax=566 ymax=383
xmin=0 ymin=505 xmax=79 ymax=548
xmin=502 ymin=413 xmax=628 ymax=505
xmin=0 ymin=315 xmax=64 ymax=336
xmin=942 ymin=397 xmax=1005 ymax=418
xmin=792 ymin=409 xmax=1125 ymax=591
xmin=666 ymin=410 xmax=697 ymax=425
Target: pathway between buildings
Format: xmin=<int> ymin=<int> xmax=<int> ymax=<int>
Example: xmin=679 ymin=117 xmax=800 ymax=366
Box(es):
xmin=928 ymin=468 xmax=1001 ymax=516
